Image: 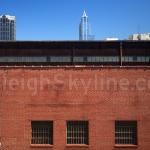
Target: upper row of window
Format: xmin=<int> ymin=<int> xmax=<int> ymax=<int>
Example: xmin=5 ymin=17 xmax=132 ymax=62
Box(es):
xmin=0 ymin=56 xmax=149 ymax=63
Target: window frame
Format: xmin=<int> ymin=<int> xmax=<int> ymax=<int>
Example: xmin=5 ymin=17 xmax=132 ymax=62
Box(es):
xmin=115 ymin=121 xmax=138 ymax=147
xmin=31 ymin=121 xmax=53 ymax=146
xmin=66 ymin=120 xmax=89 ymax=146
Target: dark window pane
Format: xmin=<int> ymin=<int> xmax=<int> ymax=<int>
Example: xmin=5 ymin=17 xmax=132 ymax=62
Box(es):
xmin=31 ymin=121 xmax=53 ymax=145
xmin=115 ymin=121 xmax=137 ymax=145
xmin=67 ymin=121 xmax=89 ymax=145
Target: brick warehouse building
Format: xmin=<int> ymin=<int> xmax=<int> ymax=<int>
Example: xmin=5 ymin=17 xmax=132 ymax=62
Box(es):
xmin=0 ymin=41 xmax=150 ymax=150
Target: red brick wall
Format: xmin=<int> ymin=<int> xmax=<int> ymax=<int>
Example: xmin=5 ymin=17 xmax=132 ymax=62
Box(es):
xmin=0 ymin=67 xmax=150 ymax=150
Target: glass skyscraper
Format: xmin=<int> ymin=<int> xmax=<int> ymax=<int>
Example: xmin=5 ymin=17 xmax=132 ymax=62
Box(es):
xmin=79 ymin=11 xmax=94 ymax=41
xmin=0 ymin=15 xmax=16 ymax=41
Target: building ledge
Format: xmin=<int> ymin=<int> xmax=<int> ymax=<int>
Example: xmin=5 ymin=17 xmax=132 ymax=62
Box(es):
xmin=114 ymin=144 xmax=137 ymax=148
xmin=0 ymin=65 xmax=150 ymax=69
xmin=66 ymin=144 xmax=89 ymax=148
xmin=30 ymin=144 xmax=53 ymax=148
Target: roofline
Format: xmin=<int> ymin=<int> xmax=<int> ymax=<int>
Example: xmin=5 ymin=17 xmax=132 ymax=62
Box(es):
xmin=0 ymin=40 xmax=150 ymax=43
xmin=0 ymin=65 xmax=150 ymax=69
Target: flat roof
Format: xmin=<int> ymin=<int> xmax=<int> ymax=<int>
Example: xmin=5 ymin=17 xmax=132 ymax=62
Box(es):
xmin=0 ymin=41 xmax=149 ymax=66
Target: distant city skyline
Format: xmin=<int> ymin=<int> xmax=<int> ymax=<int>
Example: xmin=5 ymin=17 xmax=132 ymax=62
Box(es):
xmin=0 ymin=0 xmax=150 ymax=40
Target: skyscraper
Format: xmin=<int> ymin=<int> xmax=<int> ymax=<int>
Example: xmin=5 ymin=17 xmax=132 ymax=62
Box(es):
xmin=0 ymin=15 xmax=16 ymax=41
xmin=79 ymin=11 xmax=94 ymax=40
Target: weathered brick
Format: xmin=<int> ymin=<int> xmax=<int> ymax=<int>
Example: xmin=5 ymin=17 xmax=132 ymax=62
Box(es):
xmin=0 ymin=67 xmax=150 ymax=150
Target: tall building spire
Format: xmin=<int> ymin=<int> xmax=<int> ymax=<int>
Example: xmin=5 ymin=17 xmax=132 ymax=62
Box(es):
xmin=82 ymin=10 xmax=88 ymax=18
xmin=79 ymin=11 xmax=94 ymax=41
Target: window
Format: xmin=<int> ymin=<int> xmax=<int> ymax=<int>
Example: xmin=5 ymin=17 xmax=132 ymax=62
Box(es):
xmin=133 ymin=56 xmax=137 ymax=62
xmin=31 ymin=121 xmax=53 ymax=145
xmin=122 ymin=56 xmax=150 ymax=63
xmin=67 ymin=121 xmax=89 ymax=145
xmin=0 ymin=56 xmax=47 ymax=62
xmin=122 ymin=56 xmax=133 ymax=62
xmin=73 ymin=57 xmax=85 ymax=62
xmin=115 ymin=121 xmax=137 ymax=145
xmin=50 ymin=56 xmax=71 ymax=62
xmin=87 ymin=56 xmax=119 ymax=62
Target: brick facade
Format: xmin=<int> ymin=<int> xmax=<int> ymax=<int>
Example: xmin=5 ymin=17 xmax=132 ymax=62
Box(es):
xmin=0 ymin=67 xmax=150 ymax=150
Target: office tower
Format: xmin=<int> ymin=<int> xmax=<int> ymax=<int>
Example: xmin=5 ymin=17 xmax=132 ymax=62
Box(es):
xmin=0 ymin=15 xmax=16 ymax=40
xmin=128 ymin=33 xmax=150 ymax=40
xmin=79 ymin=11 xmax=94 ymax=40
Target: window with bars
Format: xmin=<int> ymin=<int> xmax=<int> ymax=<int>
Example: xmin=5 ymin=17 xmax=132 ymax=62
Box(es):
xmin=31 ymin=121 xmax=53 ymax=145
xmin=67 ymin=121 xmax=89 ymax=145
xmin=115 ymin=121 xmax=137 ymax=145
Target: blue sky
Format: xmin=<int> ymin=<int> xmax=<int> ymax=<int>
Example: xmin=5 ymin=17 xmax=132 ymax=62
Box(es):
xmin=0 ymin=0 xmax=150 ymax=40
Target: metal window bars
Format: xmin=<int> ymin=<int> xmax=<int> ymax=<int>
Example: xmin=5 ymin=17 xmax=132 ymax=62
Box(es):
xmin=31 ymin=121 xmax=53 ymax=145
xmin=115 ymin=121 xmax=137 ymax=145
xmin=67 ymin=121 xmax=88 ymax=145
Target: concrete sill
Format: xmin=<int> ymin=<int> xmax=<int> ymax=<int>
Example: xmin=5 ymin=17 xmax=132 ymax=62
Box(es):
xmin=30 ymin=144 xmax=53 ymax=148
xmin=66 ymin=144 xmax=89 ymax=148
xmin=114 ymin=144 xmax=137 ymax=148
